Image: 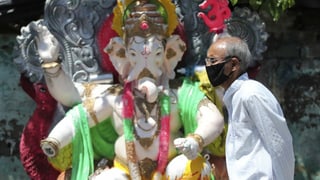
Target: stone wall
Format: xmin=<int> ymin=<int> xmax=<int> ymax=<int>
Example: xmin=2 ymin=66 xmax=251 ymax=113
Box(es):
xmin=0 ymin=5 xmax=319 ymax=180
xmin=256 ymin=6 xmax=320 ymax=180
xmin=0 ymin=33 xmax=34 ymax=179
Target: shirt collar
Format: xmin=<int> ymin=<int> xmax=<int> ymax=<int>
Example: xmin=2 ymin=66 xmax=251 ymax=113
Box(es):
xmin=223 ymin=73 xmax=249 ymax=104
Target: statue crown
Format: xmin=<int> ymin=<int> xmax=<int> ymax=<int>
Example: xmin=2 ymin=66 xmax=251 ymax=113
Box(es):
xmin=123 ymin=1 xmax=168 ymax=39
xmin=112 ymin=0 xmax=178 ymax=39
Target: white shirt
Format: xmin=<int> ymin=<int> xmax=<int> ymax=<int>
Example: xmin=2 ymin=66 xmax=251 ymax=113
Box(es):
xmin=223 ymin=73 xmax=295 ymax=180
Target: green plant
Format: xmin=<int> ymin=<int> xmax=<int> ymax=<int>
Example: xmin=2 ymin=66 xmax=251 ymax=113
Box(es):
xmin=230 ymin=0 xmax=295 ymax=21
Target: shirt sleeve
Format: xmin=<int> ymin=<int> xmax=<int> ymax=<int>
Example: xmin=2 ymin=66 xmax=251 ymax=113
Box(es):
xmin=244 ymin=94 xmax=288 ymax=157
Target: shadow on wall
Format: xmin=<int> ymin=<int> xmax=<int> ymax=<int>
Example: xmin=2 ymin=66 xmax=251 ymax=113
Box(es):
xmin=284 ymin=73 xmax=320 ymax=180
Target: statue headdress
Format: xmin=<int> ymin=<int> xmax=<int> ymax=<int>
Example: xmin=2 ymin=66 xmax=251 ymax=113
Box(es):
xmin=112 ymin=0 xmax=178 ymax=39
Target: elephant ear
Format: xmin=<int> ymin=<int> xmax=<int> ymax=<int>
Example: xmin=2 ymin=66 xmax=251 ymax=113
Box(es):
xmin=104 ymin=37 xmax=131 ymax=79
xmin=164 ymin=35 xmax=186 ymax=79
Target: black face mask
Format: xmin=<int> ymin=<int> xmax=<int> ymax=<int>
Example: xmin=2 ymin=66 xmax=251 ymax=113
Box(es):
xmin=206 ymin=60 xmax=232 ymax=87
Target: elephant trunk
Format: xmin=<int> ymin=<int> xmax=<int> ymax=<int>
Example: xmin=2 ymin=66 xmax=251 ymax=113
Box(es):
xmin=137 ymin=77 xmax=159 ymax=103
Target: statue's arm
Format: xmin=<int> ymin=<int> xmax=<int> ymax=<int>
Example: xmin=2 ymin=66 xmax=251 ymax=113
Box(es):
xmin=174 ymin=97 xmax=224 ymax=160
xmin=41 ymin=92 xmax=115 ymax=157
xmin=36 ymin=24 xmax=81 ymax=107
xmin=194 ymin=98 xmax=224 ymax=146
xmin=42 ymin=66 xmax=81 ymax=107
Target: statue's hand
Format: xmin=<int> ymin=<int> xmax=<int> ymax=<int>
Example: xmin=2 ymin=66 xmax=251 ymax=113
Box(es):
xmin=174 ymin=137 xmax=200 ymax=160
xmin=40 ymin=137 xmax=60 ymax=158
xmin=34 ymin=24 xmax=59 ymax=63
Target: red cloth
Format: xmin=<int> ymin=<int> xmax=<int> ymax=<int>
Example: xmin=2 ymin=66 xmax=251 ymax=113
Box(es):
xmin=19 ymin=76 xmax=60 ymax=180
xmin=247 ymin=64 xmax=261 ymax=79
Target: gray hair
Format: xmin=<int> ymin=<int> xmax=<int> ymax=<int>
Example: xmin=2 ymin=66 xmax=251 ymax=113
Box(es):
xmin=223 ymin=37 xmax=253 ymax=72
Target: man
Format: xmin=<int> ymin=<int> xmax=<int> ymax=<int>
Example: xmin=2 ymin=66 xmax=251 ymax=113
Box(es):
xmin=205 ymin=36 xmax=295 ymax=179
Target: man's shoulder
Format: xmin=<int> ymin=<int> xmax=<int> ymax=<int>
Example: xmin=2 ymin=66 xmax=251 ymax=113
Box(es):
xmin=236 ymin=79 xmax=270 ymax=100
xmin=240 ymin=79 xmax=267 ymax=92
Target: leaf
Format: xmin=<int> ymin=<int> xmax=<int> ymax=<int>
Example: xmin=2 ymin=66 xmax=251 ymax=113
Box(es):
xmin=233 ymin=0 xmax=296 ymax=21
xmin=230 ymin=0 xmax=238 ymax=6
xmin=249 ymin=0 xmax=260 ymax=10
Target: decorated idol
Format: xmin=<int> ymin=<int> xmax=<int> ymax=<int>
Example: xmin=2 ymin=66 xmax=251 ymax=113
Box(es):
xmin=36 ymin=0 xmax=224 ymax=179
xmin=15 ymin=0 xmax=269 ymax=178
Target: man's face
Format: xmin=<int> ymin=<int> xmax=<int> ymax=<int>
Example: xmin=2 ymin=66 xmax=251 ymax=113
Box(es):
xmin=205 ymin=43 xmax=228 ymax=66
xmin=205 ymin=43 xmax=233 ymax=87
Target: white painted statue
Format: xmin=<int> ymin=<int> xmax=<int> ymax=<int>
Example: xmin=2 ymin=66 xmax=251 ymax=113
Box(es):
xmin=38 ymin=0 xmax=224 ymax=179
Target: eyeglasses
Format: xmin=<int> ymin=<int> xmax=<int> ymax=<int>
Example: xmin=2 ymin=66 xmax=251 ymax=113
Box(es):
xmin=205 ymin=56 xmax=237 ymax=66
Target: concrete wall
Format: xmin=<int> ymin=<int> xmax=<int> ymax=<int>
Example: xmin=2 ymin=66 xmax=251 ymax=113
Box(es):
xmin=0 ymin=33 xmax=34 ymax=179
xmin=256 ymin=6 xmax=320 ymax=180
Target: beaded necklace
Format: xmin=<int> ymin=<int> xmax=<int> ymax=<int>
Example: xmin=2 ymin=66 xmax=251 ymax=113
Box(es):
xmin=122 ymin=82 xmax=170 ymax=179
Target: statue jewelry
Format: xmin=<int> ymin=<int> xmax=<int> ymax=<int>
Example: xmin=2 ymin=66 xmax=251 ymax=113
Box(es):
xmin=122 ymin=82 xmax=171 ymax=179
xmin=134 ymin=96 xmax=160 ymax=148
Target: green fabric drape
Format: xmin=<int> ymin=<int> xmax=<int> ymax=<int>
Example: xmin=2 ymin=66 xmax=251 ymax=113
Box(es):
xmin=71 ymin=104 xmax=94 ymax=180
xmin=178 ymin=78 xmax=206 ymax=134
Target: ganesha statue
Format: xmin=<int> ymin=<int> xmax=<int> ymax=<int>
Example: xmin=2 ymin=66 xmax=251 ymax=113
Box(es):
xmin=14 ymin=0 xmax=270 ymax=179
xmin=34 ymin=0 xmax=225 ymax=179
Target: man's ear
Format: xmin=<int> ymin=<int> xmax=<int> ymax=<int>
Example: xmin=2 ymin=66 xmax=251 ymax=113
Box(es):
xmin=230 ymin=58 xmax=240 ymax=72
xmin=231 ymin=58 xmax=236 ymax=67
xmin=231 ymin=57 xmax=241 ymax=67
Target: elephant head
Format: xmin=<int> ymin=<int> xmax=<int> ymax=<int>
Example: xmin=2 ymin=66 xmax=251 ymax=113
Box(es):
xmin=103 ymin=0 xmax=185 ymax=102
xmin=104 ymin=34 xmax=186 ymax=102
xmin=104 ymin=35 xmax=186 ymax=81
